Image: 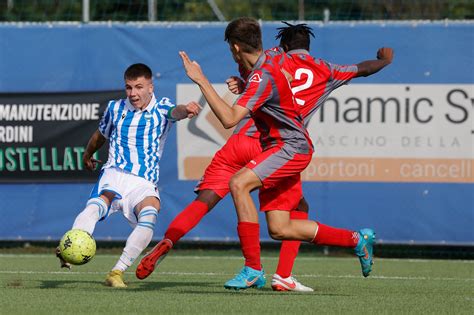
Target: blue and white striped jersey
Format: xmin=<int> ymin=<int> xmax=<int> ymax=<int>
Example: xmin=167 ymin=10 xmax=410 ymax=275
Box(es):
xmin=98 ymin=94 xmax=176 ymax=186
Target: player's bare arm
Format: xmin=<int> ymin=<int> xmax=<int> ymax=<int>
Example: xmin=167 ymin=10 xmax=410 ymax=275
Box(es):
xmin=179 ymin=50 xmax=249 ymax=129
xmin=356 ymin=47 xmax=394 ymax=77
xmin=82 ymin=129 xmax=105 ymax=171
xmin=171 ymin=101 xmax=202 ymax=120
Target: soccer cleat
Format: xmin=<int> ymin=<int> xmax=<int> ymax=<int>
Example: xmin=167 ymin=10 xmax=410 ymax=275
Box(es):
xmin=224 ymin=266 xmax=266 ymax=290
xmin=55 ymin=246 xmax=71 ymax=270
xmin=354 ymin=228 xmax=376 ymax=277
xmin=271 ymin=274 xmax=314 ymax=292
xmin=136 ymin=238 xmax=173 ymax=280
xmin=105 ymin=270 xmax=127 ymax=288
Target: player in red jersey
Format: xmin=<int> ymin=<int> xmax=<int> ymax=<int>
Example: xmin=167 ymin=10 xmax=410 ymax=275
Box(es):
xmin=137 ymin=19 xmax=393 ymax=291
xmin=225 ymin=22 xmax=393 ymax=290
xmin=136 ymin=50 xmax=314 ymax=291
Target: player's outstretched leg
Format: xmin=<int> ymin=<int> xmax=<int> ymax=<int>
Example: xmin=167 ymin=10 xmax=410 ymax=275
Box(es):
xmin=224 ymin=266 xmax=266 ymax=290
xmin=106 ymin=206 xmax=158 ymax=287
xmin=354 ymin=228 xmax=376 ymax=277
xmin=136 ymin=238 xmax=173 ymax=280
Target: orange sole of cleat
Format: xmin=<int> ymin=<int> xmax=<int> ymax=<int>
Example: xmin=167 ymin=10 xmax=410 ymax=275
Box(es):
xmin=135 ymin=240 xmax=172 ymax=280
xmin=136 ymin=255 xmax=158 ymax=280
xmin=271 ymin=284 xmax=290 ymax=291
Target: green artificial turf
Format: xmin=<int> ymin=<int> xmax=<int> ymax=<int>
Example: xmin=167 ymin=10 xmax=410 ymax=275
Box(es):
xmin=0 ymin=250 xmax=472 ymax=314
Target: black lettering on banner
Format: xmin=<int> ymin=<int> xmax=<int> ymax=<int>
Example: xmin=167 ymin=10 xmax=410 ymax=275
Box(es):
xmin=316 ymin=88 xmax=438 ymax=125
xmin=446 ymin=89 xmax=470 ymax=124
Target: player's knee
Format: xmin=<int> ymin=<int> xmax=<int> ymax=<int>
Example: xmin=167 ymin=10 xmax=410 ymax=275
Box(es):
xmin=229 ymin=176 xmax=246 ymax=195
xmin=99 ymin=191 xmax=115 ymax=205
xmin=267 ymin=224 xmax=287 ymax=240
xmin=137 ymin=197 xmax=161 ymax=212
xmin=85 ymin=197 xmax=108 ymax=220
xmin=149 ymin=198 xmax=161 ymax=211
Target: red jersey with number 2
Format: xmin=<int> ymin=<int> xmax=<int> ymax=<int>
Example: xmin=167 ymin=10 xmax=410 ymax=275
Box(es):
xmin=235 ymin=50 xmax=312 ymax=154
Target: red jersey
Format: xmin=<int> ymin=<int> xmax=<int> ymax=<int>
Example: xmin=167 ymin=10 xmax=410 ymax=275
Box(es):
xmin=233 ymin=48 xmax=357 ymax=138
xmin=235 ymin=50 xmax=312 ymax=153
xmin=285 ymin=49 xmax=358 ymax=123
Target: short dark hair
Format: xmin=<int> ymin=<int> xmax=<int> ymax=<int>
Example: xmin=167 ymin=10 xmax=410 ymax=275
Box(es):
xmin=276 ymin=21 xmax=315 ymax=51
xmin=224 ymin=17 xmax=262 ymax=53
xmin=124 ymin=63 xmax=152 ymax=80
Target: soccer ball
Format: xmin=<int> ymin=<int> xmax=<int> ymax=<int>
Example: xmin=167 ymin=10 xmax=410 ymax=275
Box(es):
xmin=59 ymin=229 xmax=96 ymax=265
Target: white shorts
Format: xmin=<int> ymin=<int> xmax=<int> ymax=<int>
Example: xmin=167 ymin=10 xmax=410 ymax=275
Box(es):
xmin=89 ymin=167 xmax=160 ymax=227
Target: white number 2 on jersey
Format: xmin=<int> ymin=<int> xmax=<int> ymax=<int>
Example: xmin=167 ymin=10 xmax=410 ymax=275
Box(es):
xmin=291 ymin=68 xmax=314 ymax=106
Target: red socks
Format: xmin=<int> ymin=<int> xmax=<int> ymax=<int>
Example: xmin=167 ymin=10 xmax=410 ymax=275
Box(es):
xmin=237 ymin=222 xmax=261 ymax=270
xmin=275 ymin=210 xmax=308 ymax=278
xmin=312 ymin=222 xmax=359 ymax=247
xmin=164 ymin=200 xmax=209 ymax=244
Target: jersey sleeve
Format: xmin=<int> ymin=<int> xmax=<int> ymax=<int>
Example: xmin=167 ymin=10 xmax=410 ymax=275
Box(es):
xmin=235 ymin=70 xmax=273 ymax=113
xmin=157 ymin=97 xmax=178 ymax=122
xmin=98 ymin=100 xmax=115 ymax=139
xmin=325 ymin=60 xmax=358 ymax=90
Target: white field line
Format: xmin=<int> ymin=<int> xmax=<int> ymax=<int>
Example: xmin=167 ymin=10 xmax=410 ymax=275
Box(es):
xmin=1 ymin=254 xmax=473 ymax=264
xmin=0 ymin=270 xmax=472 ymax=282
xmin=1 ymin=254 xmax=473 ymax=281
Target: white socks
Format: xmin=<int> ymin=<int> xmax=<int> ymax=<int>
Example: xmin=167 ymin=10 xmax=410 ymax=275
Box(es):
xmin=72 ymin=197 xmax=108 ymax=235
xmin=113 ymin=206 xmax=158 ymax=272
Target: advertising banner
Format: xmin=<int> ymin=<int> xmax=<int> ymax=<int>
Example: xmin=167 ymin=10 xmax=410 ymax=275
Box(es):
xmin=0 ymin=91 xmax=123 ymax=182
xmin=0 ymin=22 xmax=472 ymax=243
xmin=177 ymin=84 xmax=473 ymax=183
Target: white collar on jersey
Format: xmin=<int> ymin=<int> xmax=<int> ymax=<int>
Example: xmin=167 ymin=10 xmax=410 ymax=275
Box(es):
xmin=125 ymin=93 xmax=157 ymax=112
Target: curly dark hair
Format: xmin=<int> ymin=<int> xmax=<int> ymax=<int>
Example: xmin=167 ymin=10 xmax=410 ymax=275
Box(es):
xmin=275 ymin=21 xmax=315 ymax=51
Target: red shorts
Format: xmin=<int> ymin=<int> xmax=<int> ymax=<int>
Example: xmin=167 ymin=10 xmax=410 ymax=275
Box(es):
xmin=246 ymin=145 xmax=312 ymax=211
xmin=195 ymin=134 xmax=261 ymax=198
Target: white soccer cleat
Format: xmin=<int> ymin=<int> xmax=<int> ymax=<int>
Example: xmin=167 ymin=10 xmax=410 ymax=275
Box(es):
xmin=271 ymin=274 xmax=314 ymax=292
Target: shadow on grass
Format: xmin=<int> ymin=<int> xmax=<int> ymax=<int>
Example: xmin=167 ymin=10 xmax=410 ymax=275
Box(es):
xmin=38 ymin=280 xmax=350 ymax=297
xmin=131 ymin=281 xmax=350 ymax=296
xmin=39 ymin=280 xmax=102 ymax=289
xmin=129 ymin=280 xmax=218 ymax=291
xmin=39 ymin=279 xmax=218 ymax=291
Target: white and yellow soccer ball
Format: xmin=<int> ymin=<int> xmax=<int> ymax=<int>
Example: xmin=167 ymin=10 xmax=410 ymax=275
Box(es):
xmin=59 ymin=229 xmax=96 ymax=265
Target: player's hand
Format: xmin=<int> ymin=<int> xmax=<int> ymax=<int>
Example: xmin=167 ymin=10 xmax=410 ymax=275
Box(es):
xmin=226 ymin=76 xmax=245 ymax=94
xmin=179 ymin=51 xmax=206 ymax=85
xmin=377 ymin=47 xmax=394 ymax=63
xmin=83 ymin=155 xmax=102 ymax=171
xmin=185 ymin=101 xmax=202 ymax=119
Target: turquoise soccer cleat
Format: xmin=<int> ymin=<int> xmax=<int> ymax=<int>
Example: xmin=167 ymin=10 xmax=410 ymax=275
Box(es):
xmin=354 ymin=228 xmax=376 ymax=277
xmin=224 ymin=266 xmax=266 ymax=290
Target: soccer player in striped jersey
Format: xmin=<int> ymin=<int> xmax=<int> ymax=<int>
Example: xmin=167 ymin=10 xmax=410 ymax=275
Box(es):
xmin=56 ymin=63 xmax=201 ymax=288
